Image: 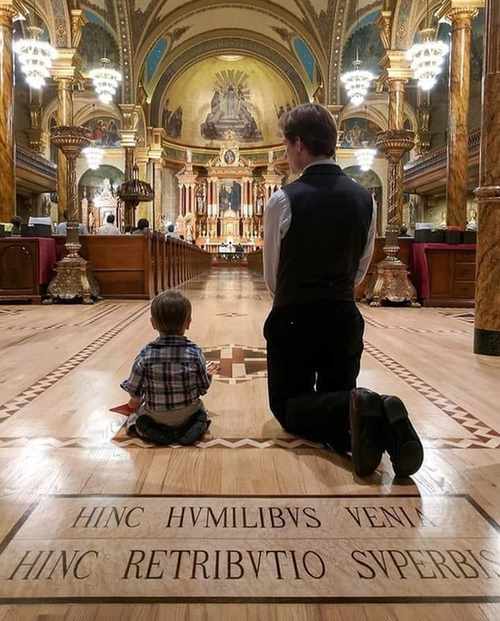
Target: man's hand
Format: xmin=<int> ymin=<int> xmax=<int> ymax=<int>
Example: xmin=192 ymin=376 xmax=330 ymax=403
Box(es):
xmin=206 ymin=361 xmax=220 ymax=375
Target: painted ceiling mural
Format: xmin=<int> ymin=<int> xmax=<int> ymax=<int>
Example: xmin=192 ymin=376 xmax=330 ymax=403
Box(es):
xmin=159 ymin=56 xmax=298 ymax=147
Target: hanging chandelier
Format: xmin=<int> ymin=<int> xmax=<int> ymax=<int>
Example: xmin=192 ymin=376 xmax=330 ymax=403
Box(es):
xmin=406 ymin=0 xmax=448 ymax=91
xmin=406 ymin=28 xmax=448 ymax=91
xmin=89 ymin=58 xmax=122 ymax=104
xmin=340 ymin=1 xmax=375 ymax=107
xmin=82 ymin=144 xmax=104 ymax=170
xmin=13 ymin=26 xmax=57 ymax=90
xmin=341 ymin=57 xmax=376 ymax=107
xmin=355 ymin=145 xmax=377 ymax=171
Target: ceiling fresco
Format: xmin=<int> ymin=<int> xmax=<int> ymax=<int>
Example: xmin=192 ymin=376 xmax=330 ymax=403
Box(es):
xmin=159 ymin=56 xmax=298 ymax=148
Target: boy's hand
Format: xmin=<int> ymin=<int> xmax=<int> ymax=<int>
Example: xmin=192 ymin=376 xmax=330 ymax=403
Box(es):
xmin=127 ymin=397 xmax=141 ymax=413
xmin=206 ymin=361 xmax=220 ymax=375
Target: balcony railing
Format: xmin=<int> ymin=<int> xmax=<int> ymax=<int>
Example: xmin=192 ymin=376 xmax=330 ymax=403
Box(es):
xmin=404 ymin=129 xmax=481 ymax=191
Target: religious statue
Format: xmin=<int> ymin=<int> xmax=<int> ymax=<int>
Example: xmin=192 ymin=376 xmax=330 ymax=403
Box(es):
xmin=467 ymin=210 xmax=478 ymax=231
xmin=195 ymin=182 xmax=206 ymax=214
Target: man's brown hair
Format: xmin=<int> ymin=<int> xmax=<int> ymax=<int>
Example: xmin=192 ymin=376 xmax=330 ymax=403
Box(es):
xmin=280 ymin=103 xmax=337 ymax=157
xmin=151 ymin=290 xmax=192 ymax=335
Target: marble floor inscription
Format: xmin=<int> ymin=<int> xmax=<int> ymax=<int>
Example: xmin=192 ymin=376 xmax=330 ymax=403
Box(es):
xmin=1 ymin=495 xmax=499 ymax=604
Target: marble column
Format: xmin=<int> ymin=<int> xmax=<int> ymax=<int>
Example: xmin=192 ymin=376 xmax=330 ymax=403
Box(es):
xmin=56 ymin=78 xmax=74 ymax=222
xmin=446 ymin=7 xmax=478 ymax=229
xmin=0 ymin=2 xmax=15 ymax=222
xmin=386 ymin=78 xmax=408 ymax=227
xmin=474 ymin=0 xmax=500 ymax=356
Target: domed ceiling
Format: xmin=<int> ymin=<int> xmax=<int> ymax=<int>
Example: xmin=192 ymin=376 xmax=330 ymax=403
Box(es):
xmin=159 ymin=56 xmax=298 ymax=148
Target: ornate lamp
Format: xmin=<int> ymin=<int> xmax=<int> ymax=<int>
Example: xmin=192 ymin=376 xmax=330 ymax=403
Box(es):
xmin=82 ymin=144 xmax=104 ymax=170
xmin=47 ymin=126 xmax=99 ymax=304
xmin=89 ymin=58 xmax=122 ymax=104
xmin=13 ymin=26 xmax=57 ymax=90
xmin=355 ymin=144 xmax=377 ymax=171
xmin=406 ymin=0 xmax=448 ymax=91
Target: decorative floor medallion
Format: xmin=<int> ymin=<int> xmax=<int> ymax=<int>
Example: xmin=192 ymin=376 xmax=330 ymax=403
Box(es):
xmin=204 ymin=345 xmax=267 ymax=384
xmin=1 ymin=494 xmax=499 ymax=604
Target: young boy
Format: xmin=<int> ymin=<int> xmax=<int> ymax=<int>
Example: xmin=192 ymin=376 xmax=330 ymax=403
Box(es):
xmin=120 ymin=290 xmax=218 ymax=445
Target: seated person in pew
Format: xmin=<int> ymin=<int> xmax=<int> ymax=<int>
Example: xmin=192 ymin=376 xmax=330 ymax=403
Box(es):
xmin=120 ymin=290 xmax=219 ymax=445
xmin=10 ymin=216 xmax=22 ymax=236
xmin=97 ymin=214 xmax=120 ymax=235
xmin=132 ymin=218 xmax=150 ymax=235
xmin=165 ymin=223 xmax=179 ymax=239
xmin=56 ymin=211 xmax=88 ymax=235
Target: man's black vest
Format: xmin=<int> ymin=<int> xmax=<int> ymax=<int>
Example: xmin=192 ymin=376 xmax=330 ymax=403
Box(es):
xmin=274 ymin=163 xmax=373 ymax=309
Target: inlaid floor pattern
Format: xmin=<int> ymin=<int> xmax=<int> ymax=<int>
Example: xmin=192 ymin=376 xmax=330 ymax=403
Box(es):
xmin=0 ymin=268 xmax=499 ymax=620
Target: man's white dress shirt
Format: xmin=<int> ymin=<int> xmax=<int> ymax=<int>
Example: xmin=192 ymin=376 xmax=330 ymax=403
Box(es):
xmin=263 ymin=159 xmax=377 ymax=296
xmin=97 ymin=223 xmax=121 ymax=235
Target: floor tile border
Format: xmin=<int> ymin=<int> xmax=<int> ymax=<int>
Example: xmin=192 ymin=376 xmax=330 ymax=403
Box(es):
xmin=364 ymin=340 xmax=500 ymax=448
xmin=0 ymin=304 xmax=149 ymax=423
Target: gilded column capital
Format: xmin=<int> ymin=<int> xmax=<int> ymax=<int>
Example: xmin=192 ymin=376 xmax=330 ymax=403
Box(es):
xmin=70 ymin=9 xmax=86 ymax=49
xmin=0 ymin=1 xmax=15 ymax=26
xmin=119 ymin=103 xmax=142 ymax=147
xmin=51 ymin=49 xmax=79 ymax=81
xmin=436 ymin=1 xmax=484 ymax=22
xmin=380 ymin=51 xmax=412 ymax=82
xmin=377 ymin=10 xmax=393 ymax=50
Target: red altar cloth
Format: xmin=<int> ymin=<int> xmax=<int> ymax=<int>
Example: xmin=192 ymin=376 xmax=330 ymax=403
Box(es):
xmin=17 ymin=237 xmax=57 ymax=284
xmin=410 ymin=243 xmax=476 ymax=300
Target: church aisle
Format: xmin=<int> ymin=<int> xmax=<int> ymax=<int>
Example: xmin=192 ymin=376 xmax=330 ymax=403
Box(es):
xmin=0 ymin=267 xmax=499 ymax=619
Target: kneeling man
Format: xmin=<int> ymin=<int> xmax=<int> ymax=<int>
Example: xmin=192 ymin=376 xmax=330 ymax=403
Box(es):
xmin=263 ymin=103 xmax=423 ymax=478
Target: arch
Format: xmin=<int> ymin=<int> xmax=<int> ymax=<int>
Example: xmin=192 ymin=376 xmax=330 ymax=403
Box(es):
xmin=74 ymin=102 xmax=122 ymax=127
xmin=339 ymin=104 xmax=388 ymax=133
xmin=78 ymin=165 xmax=124 ymax=188
xmin=343 ymin=165 xmax=384 ymax=234
xmin=149 ymin=37 xmax=309 ymax=126
xmin=135 ymin=0 xmax=327 ymax=81
xmin=20 ymin=0 xmax=61 ymax=47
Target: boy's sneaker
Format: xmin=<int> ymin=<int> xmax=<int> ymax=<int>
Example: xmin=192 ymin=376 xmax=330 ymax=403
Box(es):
xmin=381 ymin=395 xmax=424 ymax=477
xmin=349 ymin=389 xmax=385 ymax=477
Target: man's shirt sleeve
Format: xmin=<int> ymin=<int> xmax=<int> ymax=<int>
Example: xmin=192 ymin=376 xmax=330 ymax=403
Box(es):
xmin=263 ymin=189 xmax=291 ymax=296
xmin=354 ymin=195 xmax=377 ymax=287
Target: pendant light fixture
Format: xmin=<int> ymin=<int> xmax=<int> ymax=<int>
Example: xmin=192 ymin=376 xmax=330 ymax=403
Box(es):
xmin=13 ymin=25 xmax=57 ymax=90
xmin=82 ymin=144 xmax=104 ymax=170
xmin=340 ymin=0 xmax=375 ymax=107
xmin=355 ymin=143 xmax=377 ymax=171
xmin=406 ymin=0 xmax=449 ymax=91
xmin=89 ymin=57 xmax=122 ymax=104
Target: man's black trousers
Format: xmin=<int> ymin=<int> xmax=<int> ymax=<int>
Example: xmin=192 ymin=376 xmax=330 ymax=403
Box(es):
xmin=264 ymin=300 xmax=364 ymax=451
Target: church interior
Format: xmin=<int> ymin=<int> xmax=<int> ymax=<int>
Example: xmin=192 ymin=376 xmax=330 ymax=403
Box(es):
xmin=0 ymin=0 xmax=499 ymax=618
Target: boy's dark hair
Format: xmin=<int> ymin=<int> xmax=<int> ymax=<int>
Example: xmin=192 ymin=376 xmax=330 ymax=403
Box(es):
xmin=137 ymin=218 xmax=149 ymax=230
xmin=106 ymin=214 xmax=115 ymax=224
xmin=167 ymin=224 xmax=175 ymax=233
xmin=151 ymin=290 xmax=191 ymax=335
xmin=279 ymin=103 xmax=337 ymax=157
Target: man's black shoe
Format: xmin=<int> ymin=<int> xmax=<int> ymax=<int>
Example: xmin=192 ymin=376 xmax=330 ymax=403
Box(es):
xmin=349 ymin=389 xmax=385 ymax=477
xmin=381 ymin=395 xmax=424 ymax=477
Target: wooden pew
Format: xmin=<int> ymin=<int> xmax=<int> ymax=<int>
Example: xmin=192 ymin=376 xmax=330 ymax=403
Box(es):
xmin=54 ymin=234 xmax=211 ymax=299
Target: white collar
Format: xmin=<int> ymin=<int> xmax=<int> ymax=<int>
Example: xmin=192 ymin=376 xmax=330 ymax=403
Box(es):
xmin=303 ymin=158 xmax=337 ymax=172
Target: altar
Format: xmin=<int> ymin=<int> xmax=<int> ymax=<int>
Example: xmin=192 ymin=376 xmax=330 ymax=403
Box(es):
xmin=175 ymin=133 xmax=282 ymax=249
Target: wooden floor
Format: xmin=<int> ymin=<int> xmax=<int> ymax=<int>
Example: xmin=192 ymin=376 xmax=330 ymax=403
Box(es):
xmin=0 ymin=267 xmax=499 ymax=619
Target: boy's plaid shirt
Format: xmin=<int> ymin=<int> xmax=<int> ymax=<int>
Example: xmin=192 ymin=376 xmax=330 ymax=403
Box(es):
xmin=121 ymin=335 xmax=211 ymax=410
